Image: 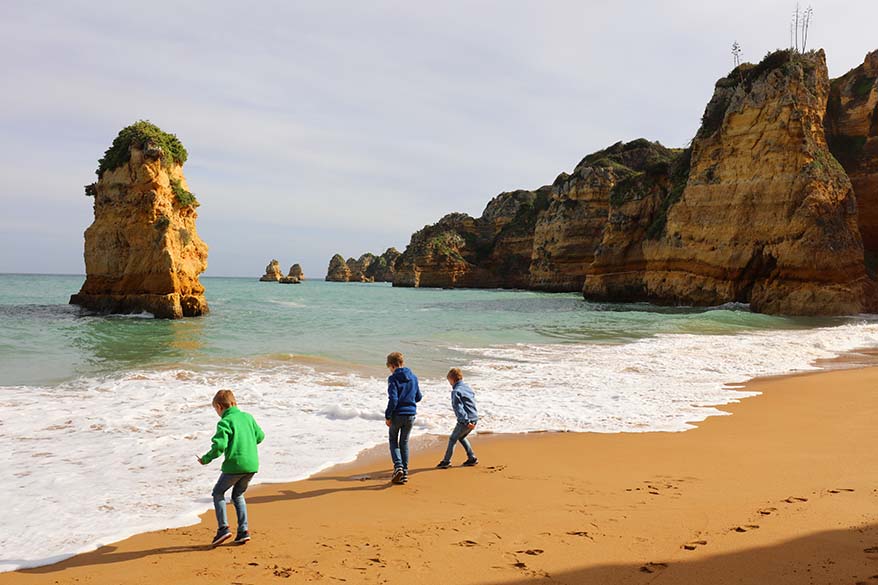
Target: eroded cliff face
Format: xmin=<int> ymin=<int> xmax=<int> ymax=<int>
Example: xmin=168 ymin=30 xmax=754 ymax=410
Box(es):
xmin=393 ymin=191 xmax=539 ymax=288
xmin=70 ymin=133 xmax=208 ymax=318
xmin=585 ymin=49 xmax=866 ymax=315
xmin=826 ymin=50 xmax=878 ymax=263
xmin=364 ymin=248 xmax=401 ymax=282
xmin=288 ymin=264 xmax=305 ymax=280
xmin=530 ymin=141 xmax=677 ymax=292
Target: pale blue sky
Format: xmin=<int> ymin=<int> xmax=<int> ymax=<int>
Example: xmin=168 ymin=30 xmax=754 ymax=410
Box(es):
xmin=1 ymin=1 xmax=876 ymax=277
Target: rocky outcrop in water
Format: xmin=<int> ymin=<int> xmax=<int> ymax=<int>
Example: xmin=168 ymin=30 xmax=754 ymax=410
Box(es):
xmin=260 ymin=259 xmax=283 ymax=282
xmin=288 ymin=263 xmax=304 ymax=281
xmin=70 ymin=121 xmax=208 ymax=318
xmin=394 ymin=190 xmax=543 ymax=288
xmin=325 ymin=254 xmax=352 ymax=282
xmin=389 ymin=48 xmax=878 ymax=316
xmin=324 ymin=249 xmax=401 ymax=282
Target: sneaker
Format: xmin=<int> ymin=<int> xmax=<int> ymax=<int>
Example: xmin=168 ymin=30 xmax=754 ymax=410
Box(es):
xmin=211 ymin=526 xmax=232 ymax=546
xmin=436 ymin=460 xmax=451 ymax=469
xmin=462 ymin=457 xmax=479 ymax=467
xmin=391 ymin=467 xmax=405 ymax=484
xmin=234 ymin=531 xmax=251 ymax=544
xmin=400 ymin=472 xmax=408 ymax=484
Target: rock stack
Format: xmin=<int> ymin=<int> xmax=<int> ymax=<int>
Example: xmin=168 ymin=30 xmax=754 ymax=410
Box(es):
xmin=70 ymin=121 xmax=208 ymax=318
xmin=259 ymin=259 xmax=283 ymax=282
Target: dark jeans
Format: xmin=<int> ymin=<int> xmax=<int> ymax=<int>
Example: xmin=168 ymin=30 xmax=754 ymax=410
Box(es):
xmin=212 ymin=472 xmax=255 ymax=532
xmin=443 ymin=420 xmax=476 ymax=462
xmin=388 ymin=414 xmax=416 ymax=471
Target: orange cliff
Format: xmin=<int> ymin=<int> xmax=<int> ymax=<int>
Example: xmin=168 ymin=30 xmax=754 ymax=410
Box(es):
xmin=587 ymin=49 xmax=867 ymax=315
xmin=70 ymin=122 xmax=208 ymax=319
xmin=390 ymin=48 xmax=878 ymax=316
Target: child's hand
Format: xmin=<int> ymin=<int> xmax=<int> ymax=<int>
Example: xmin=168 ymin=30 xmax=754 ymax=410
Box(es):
xmin=385 ymin=419 xmax=392 ymax=427
xmin=467 ymin=422 xmax=476 ymax=430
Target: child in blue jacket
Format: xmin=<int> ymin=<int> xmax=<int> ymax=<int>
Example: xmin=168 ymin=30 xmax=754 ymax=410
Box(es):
xmin=436 ymin=368 xmax=479 ymax=468
xmin=384 ymin=351 xmax=422 ymax=484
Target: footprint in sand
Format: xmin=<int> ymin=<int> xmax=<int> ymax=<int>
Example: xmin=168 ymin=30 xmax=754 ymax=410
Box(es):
xmin=640 ymin=562 xmax=668 ymax=574
xmin=758 ymin=507 xmax=777 ymax=516
xmin=864 ymin=546 xmax=878 ymax=554
xmin=681 ymin=540 xmax=707 ymax=551
xmin=485 ymin=465 xmax=507 ymax=473
xmin=732 ymin=525 xmax=760 ymax=533
xmin=782 ymin=496 xmax=808 ymax=503
xmin=566 ymin=530 xmax=594 ymax=540
xmin=456 ymin=540 xmax=479 ymax=547
xmin=516 ymin=549 xmax=544 ymax=555
xmin=828 ymin=488 xmax=855 ymax=494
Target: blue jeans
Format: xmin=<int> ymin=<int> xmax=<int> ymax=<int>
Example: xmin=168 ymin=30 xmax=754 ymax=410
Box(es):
xmin=212 ymin=472 xmax=255 ymax=532
xmin=388 ymin=414 xmax=416 ymax=471
xmin=443 ymin=420 xmax=476 ymax=462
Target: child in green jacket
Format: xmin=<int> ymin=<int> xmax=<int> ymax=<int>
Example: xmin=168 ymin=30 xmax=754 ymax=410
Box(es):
xmin=198 ymin=389 xmax=265 ymax=546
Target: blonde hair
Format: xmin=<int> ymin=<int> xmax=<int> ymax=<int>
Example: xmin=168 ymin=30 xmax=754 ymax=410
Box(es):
xmin=212 ymin=389 xmax=237 ymax=409
xmin=386 ymin=352 xmax=405 ymax=368
xmin=447 ymin=368 xmax=463 ymax=382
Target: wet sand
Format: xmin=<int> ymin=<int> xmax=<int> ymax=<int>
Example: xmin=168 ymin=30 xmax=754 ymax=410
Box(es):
xmin=4 ymin=366 xmax=878 ymax=584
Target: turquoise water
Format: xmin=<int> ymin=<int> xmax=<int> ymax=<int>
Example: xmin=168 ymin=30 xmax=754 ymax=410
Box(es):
xmin=0 ymin=274 xmax=846 ymax=387
xmin=4 ymin=273 xmax=878 ymax=571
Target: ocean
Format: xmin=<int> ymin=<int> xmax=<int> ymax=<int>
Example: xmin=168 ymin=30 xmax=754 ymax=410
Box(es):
xmin=3 ymin=273 xmax=878 ymax=571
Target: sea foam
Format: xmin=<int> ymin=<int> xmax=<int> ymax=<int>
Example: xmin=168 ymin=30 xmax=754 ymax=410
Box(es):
xmin=3 ymin=321 xmax=878 ymax=571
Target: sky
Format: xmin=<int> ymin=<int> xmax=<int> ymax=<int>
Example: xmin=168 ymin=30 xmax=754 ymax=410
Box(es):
xmin=1 ymin=1 xmax=876 ymax=277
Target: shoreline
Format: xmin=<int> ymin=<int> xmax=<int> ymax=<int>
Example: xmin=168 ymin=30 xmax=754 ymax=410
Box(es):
xmin=3 ymin=351 xmax=878 ymax=583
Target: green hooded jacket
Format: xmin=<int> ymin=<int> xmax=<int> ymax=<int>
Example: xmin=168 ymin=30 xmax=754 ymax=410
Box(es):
xmin=201 ymin=406 xmax=265 ymax=474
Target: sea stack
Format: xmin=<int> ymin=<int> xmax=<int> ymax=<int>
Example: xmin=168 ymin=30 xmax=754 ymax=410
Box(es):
xmin=260 ymin=259 xmax=283 ymax=282
xmin=325 ymin=254 xmax=352 ymax=281
xmin=279 ymin=263 xmax=303 ymax=284
xmin=70 ymin=121 xmax=208 ymax=318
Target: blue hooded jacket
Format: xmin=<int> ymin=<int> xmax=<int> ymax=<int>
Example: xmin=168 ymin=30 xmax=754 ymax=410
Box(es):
xmin=385 ymin=367 xmax=422 ymax=419
xmin=451 ymin=381 xmax=479 ymax=423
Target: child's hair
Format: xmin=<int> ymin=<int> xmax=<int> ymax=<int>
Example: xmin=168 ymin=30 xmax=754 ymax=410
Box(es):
xmin=447 ymin=368 xmax=463 ymax=382
xmin=212 ymin=389 xmax=237 ymax=409
xmin=386 ymin=352 xmax=405 ymax=368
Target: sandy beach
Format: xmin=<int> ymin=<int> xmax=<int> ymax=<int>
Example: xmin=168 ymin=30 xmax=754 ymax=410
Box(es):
xmin=4 ymin=365 xmax=877 ymax=585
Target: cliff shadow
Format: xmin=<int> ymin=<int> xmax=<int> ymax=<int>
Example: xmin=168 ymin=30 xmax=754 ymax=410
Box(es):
xmin=481 ymin=523 xmax=878 ymax=585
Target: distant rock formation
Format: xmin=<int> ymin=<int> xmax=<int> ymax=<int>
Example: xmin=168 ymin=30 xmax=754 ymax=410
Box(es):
xmin=288 ymin=263 xmax=304 ymax=280
xmin=326 ymin=254 xmax=352 ymax=282
xmin=259 ymin=259 xmax=282 ymax=282
xmin=325 ymin=249 xmax=400 ymax=282
xmin=395 ymin=192 xmax=542 ymax=288
xmin=70 ymin=121 xmax=208 ymax=318
xmin=279 ymin=263 xmax=302 ymax=284
xmin=390 ymin=48 xmax=878 ymax=316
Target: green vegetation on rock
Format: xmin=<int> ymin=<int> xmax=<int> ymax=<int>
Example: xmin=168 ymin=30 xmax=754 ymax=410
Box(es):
xmin=171 ymin=178 xmax=198 ymax=207
xmin=646 ymin=148 xmax=692 ymax=240
xmin=852 ymin=75 xmax=876 ymax=99
xmin=96 ymin=120 xmax=188 ymax=177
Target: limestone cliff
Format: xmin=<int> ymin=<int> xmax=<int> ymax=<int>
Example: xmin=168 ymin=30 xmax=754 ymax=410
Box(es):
xmin=323 ymin=248 xmax=400 ymax=282
xmin=826 ymin=50 xmax=878 ymax=267
xmin=394 ymin=191 xmax=540 ymax=288
xmin=365 ymin=248 xmax=401 ymax=282
xmin=70 ymin=121 xmax=208 ymax=318
xmin=260 ymin=259 xmax=283 ymax=282
xmin=585 ymin=49 xmax=866 ymax=315
xmin=326 ymin=254 xmax=351 ymax=281
xmin=530 ymin=140 xmax=677 ymax=292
